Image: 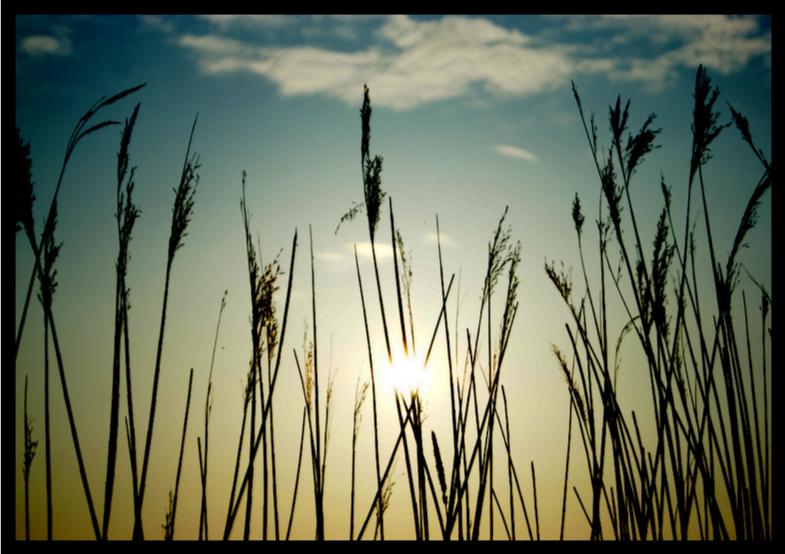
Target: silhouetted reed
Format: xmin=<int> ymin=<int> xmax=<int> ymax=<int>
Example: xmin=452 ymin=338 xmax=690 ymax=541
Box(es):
xmin=136 ymin=113 xmax=199 ymax=540
xmin=103 ymin=101 xmax=142 ymax=539
xmin=163 ymin=367 xmax=194 ymax=540
xmin=198 ymin=289 xmax=228 ymax=540
xmin=549 ymin=65 xmax=771 ymax=540
xmin=23 ymin=375 xmax=38 ymax=541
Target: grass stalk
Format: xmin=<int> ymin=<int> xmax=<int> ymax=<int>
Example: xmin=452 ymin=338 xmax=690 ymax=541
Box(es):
xmin=16 ymin=84 xmax=146 ymax=360
xmin=309 ymin=225 xmax=325 ymax=540
xmin=23 ymin=375 xmax=38 ymax=541
xmin=285 ymin=408 xmax=307 ymax=540
xmin=351 ymin=375 xmax=369 ymax=539
xmin=199 ymin=290 xmax=228 ymax=540
xmin=43 ymin=287 xmax=53 ymax=539
xmin=136 ymin=114 xmax=199 ymax=539
xmin=163 ymin=368 xmax=194 ymax=540
xmin=222 ymin=229 xmax=297 ymax=539
xmin=102 ymin=101 xmax=141 ymax=540
xmin=354 ymin=244 xmax=385 ymax=539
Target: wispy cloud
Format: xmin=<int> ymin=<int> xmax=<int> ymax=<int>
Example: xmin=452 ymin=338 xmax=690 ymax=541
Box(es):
xmin=317 ymin=251 xmax=345 ymax=264
xmin=176 ymin=15 xmax=575 ymax=110
xmin=176 ymin=15 xmax=770 ymax=110
xmin=20 ymin=34 xmax=72 ymax=57
xmin=494 ymin=144 xmax=539 ymax=162
xmin=198 ymin=15 xmax=296 ymax=29
xmin=557 ymin=15 xmax=771 ymax=89
xmin=352 ymin=241 xmax=393 ymax=261
xmin=139 ymin=15 xmax=175 ymax=34
xmin=425 ymin=232 xmax=455 ymax=247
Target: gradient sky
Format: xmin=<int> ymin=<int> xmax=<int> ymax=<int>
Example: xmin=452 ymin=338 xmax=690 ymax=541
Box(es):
xmin=14 ymin=14 xmax=771 ymax=540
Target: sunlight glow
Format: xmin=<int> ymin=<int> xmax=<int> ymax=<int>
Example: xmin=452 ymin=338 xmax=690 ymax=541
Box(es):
xmin=382 ymin=348 xmax=431 ymax=396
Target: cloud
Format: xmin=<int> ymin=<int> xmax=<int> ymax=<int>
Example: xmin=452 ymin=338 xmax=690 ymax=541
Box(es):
xmin=352 ymin=241 xmax=392 ymax=261
xmin=494 ymin=144 xmax=539 ymax=162
xmin=139 ymin=15 xmax=175 ymax=33
xmin=317 ymin=251 xmax=345 ymax=264
xmin=558 ymin=15 xmax=771 ymax=89
xmin=199 ymin=15 xmax=296 ymax=28
xmin=20 ymin=34 xmax=71 ymax=57
xmin=176 ymin=15 xmax=770 ymax=110
xmin=178 ymin=16 xmax=574 ymax=110
xmin=424 ymin=232 xmax=454 ymax=247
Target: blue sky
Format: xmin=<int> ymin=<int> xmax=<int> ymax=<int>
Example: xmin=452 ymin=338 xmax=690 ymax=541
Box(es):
xmin=15 ymin=14 xmax=771 ymax=540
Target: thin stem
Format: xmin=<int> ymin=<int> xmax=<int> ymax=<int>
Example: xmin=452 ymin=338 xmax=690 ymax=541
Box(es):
xmin=286 ymin=408 xmax=307 ymax=540
xmin=167 ymin=368 xmax=194 ymax=540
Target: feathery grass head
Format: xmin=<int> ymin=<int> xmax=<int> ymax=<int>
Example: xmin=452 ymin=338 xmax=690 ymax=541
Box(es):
xmin=572 ymin=193 xmax=585 ymax=238
xmin=545 ymin=259 xmax=573 ymax=305
xmin=116 ymin=104 xmax=142 ymax=281
xmin=169 ymin=158 xmax=198 ymax=260
xmin=304 ymin=330 xmax=315 ymax=410
xmin=337 ymin=84 xmax=386 ymax=239
xmin=499 ymin=240 xmax=522 ymax=352
xmin=600 ymin=150 xmax=623 ymax=233
xmin=624 ymin=113 xmax=661 ymax=178
xmin=609 ymin=96 xmax=631 ymax=151
xmin=690 ymin=65 xmax=729 ymax=180
xmin=363 ymin=155 xmax=385 ymax=240
xmin=552 ymin=345 xmax=585 ymax=424
xmin=118 ymin=169 xmax=141 ymax=268
xmin=38 ymin=201 xmax=62 ymax=309
xmin=726 ymin=175 xmax=771 ymax=296
xmin=353 ymin=376 xmax=369 ymax=440
xmin=761 ymin=284 xmax=770 ymax=323
xmin=649 ymin=205 xmax=675 ymax=332
xmin=242 ymin=166 xmax=283 ymax=359
xmin=361 ymin=84 xmax=372 ymax=162
xmin=396 ymin=229 xmax=414 ymax=295
xmin=117 ymin=103 xmax=141 ymax=191
xmin=727 ymin=101 xmax=770 ymax=169
xmin=242 ymin=359 xmax=258 ymax=407
xmin=162 ymin=490 xmax=175 ymax=540
xmin=15 ymin=128 xmax=36 ymax=245
xmin=660 ymin=174 xmax=672 ymax=212
xmin=23 ymin=375 xmax=38 ymax=481
xmin=488 ymin=206 xmax=514 ymax=295
xmin=168 ymin=117 xmax=199 ymax=262
xmin=431 ymin=431 xmax=447 ymax=506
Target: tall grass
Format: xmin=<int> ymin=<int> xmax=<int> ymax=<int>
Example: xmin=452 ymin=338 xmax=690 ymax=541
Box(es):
xmin=16 ymin=68 xmax=769 ymax=542
xmin=221 ymin=178 xmax=297 ymax=538
xmin=198 ymin=289 xmax=228 ymax=540
xmin=135 ymin=114 xmax=199 ymax=539
xmin=102 ymin=101 xmax=142 ymax=539
xmin=22 ymin=375 xmax=38 ymax=541
xmin=162 ymin=367 xmax=194 ymax=540
xmin=16 ymin=85 xmax=145 ymax=540
xmin=548 ymin=65 xmax=771 ymax=540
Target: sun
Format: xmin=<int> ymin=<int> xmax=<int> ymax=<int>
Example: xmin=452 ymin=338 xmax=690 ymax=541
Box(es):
xmin=382 ymin=348 xmax=430 ymax=396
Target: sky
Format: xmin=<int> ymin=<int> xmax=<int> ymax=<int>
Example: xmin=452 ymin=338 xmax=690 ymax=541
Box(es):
xmin=14 ymin=14 xmax=772 ymax=540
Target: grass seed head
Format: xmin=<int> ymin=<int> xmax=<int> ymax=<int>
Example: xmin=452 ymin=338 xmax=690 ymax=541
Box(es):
xmin=15 ymin=128 xmax=36 ymax=245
